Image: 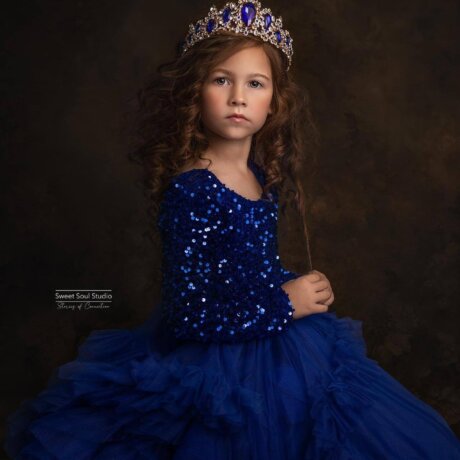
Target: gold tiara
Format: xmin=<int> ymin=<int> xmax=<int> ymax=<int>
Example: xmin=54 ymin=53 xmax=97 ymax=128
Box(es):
xmin=180 ymin=0 xmax=294 ymax=71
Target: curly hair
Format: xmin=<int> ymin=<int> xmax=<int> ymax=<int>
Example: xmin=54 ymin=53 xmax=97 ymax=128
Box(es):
xmin=126 ymin=31 xmax=320 ymax=270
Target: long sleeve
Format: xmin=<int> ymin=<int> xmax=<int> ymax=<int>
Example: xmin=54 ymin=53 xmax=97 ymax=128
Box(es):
xmin=279 ymin=265 xmax=301 ymax=284
xmin=158 ymin=174 xmax=296 ymax=343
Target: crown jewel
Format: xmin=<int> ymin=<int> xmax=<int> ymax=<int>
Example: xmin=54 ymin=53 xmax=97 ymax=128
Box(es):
xmin=180 ymin=0 xmax=294 ymax=71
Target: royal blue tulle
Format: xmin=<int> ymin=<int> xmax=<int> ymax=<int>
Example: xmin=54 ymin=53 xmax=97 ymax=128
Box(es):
xmin=5 ymin=160 xmax=460 ymax=458
xmin=5 ymin=306 xmax=460 ymax=459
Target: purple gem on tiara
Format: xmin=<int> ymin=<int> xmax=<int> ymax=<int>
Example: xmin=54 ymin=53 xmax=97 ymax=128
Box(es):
xmin=195 ymin=23 xmax=201 ymax=33
xmin=264 ymin=13 xmax=272 ymax=30
xmin=275 ymin=30 xmax=282 ymax=43
xmin=286 ymin=36 xmax=291 ymax=46
xmin=241 ymin=2 xmax=256 ymax=27
xmin=222 ymin=7 xmax=231 ymax=23
xmin=206 ymin=18 xmax=215 ymax=33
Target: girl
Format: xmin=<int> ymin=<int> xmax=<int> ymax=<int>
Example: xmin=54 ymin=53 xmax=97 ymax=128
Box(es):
xmin=5 ymin=0 xmax=460 ymax=458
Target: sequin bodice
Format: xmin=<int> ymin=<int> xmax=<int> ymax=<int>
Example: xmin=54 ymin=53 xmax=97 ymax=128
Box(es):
xmin=157 ymin=160 xmax=299 ymax=343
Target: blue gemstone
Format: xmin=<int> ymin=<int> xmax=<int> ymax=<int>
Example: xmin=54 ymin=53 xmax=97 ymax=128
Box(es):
xmin=195 ymin=23 xmax=201 ymax=33
xmin=264 ymin=13 xmax=272 ymax=30
xmin=241 ymin=2 xmax=256 ymax=26
xmin=207 ymin=19 xmax=215 ymax=33
xmin=286 ymin=36 xmax=291 ymax=46
xmin=223 ymin=7 xmax=231 ymax=23
xmin=275 ymin=30 xmax=282 ymax=43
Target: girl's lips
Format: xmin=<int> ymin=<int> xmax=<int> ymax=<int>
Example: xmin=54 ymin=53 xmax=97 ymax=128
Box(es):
xmin=227 ymin=116 xmax=248 ymax=122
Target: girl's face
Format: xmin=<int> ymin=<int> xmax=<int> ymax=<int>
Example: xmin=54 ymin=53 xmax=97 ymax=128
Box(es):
xmin=200 ymin=46 xmax=273 ymax=143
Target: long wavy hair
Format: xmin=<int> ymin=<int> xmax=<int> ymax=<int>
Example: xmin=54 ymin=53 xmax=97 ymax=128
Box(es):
xmin=126 ymin=31 xmax=320 ymax=271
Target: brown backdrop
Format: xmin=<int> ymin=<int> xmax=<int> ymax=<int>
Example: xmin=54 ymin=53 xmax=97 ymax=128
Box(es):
xmin=2 ymin=0 xmax=459 ymax=445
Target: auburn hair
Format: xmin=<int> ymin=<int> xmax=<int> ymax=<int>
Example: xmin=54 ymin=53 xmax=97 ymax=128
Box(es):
xmin=126 ymin=31 xmax=320 ymax=271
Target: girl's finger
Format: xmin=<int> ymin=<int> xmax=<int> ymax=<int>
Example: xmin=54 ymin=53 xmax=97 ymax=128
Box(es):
xmin=313 ymin=280 xmax=329 ymax=292
xmin=313 ymin=303 xmax=329 ymax=313
xmin=317 ymin=289 xmax=332 ymax=303
xmin=323 ymin=296 xmax=333 ymax=306
xmin=306 ymin=272 xmax=322 ymax=282
xmin=324 ymin=292 xmax=335 ymax=305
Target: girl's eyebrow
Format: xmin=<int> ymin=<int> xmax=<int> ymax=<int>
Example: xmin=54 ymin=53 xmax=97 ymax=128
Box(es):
xmin=211 ymin=67 xmax=271 ymax=81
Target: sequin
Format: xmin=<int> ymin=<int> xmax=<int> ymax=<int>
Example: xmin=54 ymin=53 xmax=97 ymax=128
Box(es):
xmin=157 ymin=160 xmax=300 ymax=343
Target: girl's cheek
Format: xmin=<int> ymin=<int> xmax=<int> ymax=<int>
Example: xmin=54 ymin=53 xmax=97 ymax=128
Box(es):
xmin=207 ymin=92 xmax=223 ymax=107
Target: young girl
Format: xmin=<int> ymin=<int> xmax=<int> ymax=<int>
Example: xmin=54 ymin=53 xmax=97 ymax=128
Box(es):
xmin=5 ymin=1 xmax=460 ymax=458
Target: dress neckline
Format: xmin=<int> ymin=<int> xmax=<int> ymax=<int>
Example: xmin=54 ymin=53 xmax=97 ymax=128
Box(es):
xmin=172 ymin=159 xmax=272 ymax=204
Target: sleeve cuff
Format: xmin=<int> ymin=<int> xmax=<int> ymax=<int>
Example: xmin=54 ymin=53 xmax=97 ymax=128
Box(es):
xmin=268 ymin=282 xmax=296 ymax=330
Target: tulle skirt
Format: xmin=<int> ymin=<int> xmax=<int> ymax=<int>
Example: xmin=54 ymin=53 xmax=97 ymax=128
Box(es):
xmin=4 ymin=307 xmax=460 ymax=459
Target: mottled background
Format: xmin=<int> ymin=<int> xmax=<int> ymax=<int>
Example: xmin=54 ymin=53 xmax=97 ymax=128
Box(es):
xmin=2 ymin=0 xmax=459 ymax=446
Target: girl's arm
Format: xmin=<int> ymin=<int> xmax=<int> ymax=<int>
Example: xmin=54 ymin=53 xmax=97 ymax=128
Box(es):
xmin=158 ymin=181 xmax=296 ymax=343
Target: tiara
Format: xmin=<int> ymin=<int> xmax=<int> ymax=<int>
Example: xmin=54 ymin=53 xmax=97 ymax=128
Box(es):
xmin=180 ymin=0 xmax=294 ymax=71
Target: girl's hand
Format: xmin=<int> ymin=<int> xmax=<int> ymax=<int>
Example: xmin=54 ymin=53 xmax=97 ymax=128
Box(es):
xmin=281 ymin=269 xmax=335 ymax=319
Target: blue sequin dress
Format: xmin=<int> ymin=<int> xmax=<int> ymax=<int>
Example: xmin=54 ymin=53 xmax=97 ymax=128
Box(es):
xmin=5 ymin=159 xmax=460 ymax=459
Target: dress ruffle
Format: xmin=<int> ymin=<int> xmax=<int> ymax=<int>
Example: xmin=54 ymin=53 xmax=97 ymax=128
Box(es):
xmin=5 ymin=312 xmax=265 ymax=459
xmin=304 ymin=315 xmax=375 ymax=459
xmin=5 ymin=310 xmax=460 ymax=459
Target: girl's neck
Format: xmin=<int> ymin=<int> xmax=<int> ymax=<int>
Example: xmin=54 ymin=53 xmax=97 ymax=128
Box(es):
xmin=202 ymin=135 xmax=253 ymax=172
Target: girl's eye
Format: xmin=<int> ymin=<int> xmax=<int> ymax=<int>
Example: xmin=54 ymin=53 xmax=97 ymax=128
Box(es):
xmin=214 ymin=77 xmax=227 ymax=85
xmin=249 ymin=80 xmax=263 ymax=88
xmin=213 ymin=77 xmax=263 ymax=88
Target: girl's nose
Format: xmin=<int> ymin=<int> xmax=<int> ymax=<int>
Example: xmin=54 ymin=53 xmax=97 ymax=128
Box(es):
xmin=230 ymin=85 xmax=246 ymax=106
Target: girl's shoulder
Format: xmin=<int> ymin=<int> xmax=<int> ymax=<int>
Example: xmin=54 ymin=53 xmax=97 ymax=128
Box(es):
xmin=157 ymin=167 xmax=215 ymax=227
xmin=164 ymin=166 xmax=213 ymax=201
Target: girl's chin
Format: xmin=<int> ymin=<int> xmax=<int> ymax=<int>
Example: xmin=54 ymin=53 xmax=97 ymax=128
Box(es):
xmin=204 ymin=128 xmax=255 ymax=141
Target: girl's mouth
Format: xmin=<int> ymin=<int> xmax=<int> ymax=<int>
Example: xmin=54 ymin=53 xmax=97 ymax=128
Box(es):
xmin=227 ymin=116 xmax=248 ymax=122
